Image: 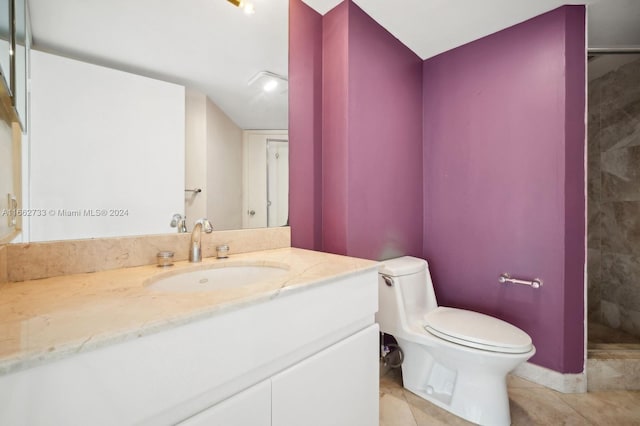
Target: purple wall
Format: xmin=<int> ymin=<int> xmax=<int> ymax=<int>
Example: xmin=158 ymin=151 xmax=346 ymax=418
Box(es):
xmin=562 ymin=6 xmax=586 ymax=370
xmin=322 ymin=2 xmax=422 ymax=259
xmin=291 ymin=0 xmax=423 ymax=260
xmin=346 ymin=3 xmax=424 ymax=260
xmin=422 ymin=7 xmax=585 ymax=373
xmin=289 ymin=0 xmax=323 ymax=250
xmin=322 ymin=2 xmax=350 ymax=254
xmin=289 ymin=2 xmax=586 ymax=373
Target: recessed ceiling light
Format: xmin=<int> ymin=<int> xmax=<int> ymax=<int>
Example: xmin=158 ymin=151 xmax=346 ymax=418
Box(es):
xmin=243 ymin=3 xmax=255 ymax=14
xmin=248 ymin=71 xmax=288 ymax=94
xmin=263 ymin=79 xmax=278 ymax=92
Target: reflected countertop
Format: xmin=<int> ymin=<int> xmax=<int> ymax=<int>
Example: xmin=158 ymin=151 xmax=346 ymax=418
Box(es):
xmin=0 ymin=247 xmax=379 ymax=376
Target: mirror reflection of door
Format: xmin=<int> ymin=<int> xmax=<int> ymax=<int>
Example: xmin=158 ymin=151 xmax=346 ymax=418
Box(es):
xmin=267 ymin=139 xmax=289 ymax=227
xmin=243 ymin=131 xmax=288 ymax=229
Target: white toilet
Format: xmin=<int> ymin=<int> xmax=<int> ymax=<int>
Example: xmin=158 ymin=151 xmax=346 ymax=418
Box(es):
xmin=377 ymin=256 xmax=535 ymax=426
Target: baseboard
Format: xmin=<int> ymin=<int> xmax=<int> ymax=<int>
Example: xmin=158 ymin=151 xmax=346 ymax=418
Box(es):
xmin=513 ymin=362 xmax=587 ymax=393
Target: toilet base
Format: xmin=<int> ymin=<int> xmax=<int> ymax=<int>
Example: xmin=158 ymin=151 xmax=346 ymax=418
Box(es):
xmin=398 ymin=337 xmax=532 ymax=426
xmin=403 ymin=373 xmax=511 ymax=426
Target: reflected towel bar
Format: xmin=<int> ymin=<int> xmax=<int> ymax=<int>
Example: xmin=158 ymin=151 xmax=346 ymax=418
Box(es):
xmin=498 ymin=273 xmax=542 ymax=289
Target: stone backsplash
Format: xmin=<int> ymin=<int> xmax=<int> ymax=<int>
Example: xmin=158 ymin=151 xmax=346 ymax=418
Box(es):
xmin=6 ymin=227 xmax=291 ymax=282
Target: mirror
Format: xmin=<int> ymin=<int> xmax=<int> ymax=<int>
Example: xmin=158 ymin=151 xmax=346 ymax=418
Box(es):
xmin=13 ymin=0 xmax=26 ymax=126
xmin=0 ymin=82 xmax=18 ymax=243
xmin=0 ymin=0 xmax=10 ymax=94
xmin=24 ymin=0 xmax=289 ymax=242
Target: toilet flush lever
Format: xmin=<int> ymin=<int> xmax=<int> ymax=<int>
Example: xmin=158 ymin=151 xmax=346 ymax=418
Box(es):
xmin=381 ymin=275 xmax=394 ymax=287
xmin=499 ymin=273 xmax=542 ymax=289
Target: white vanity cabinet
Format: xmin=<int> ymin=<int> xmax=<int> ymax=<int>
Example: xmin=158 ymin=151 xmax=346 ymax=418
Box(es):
xmin=271 ymin=324 xmax=379 ymax=426
xmin=180 ymin=380 xmax=272 ymax=426
xmin=0 ymin=267 xmax=379 ymax=426
xmin=181 ymin=324 xmax=379 ymax=426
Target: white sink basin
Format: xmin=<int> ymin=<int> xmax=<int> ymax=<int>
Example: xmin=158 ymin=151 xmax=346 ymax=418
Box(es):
xmin=147 ymin=263 xmax=289 ymax=293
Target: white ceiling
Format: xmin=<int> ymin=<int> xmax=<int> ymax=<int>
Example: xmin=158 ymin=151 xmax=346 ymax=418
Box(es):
xmin=588 ymin=0 xmax=640 ymax=49
xmin=304 ymin=1 xmax=591 ymax=59
xmin=28 ymin=0 xmax=289 ymax=130
xmin=28 ymin=0 xmax=640 ymax=130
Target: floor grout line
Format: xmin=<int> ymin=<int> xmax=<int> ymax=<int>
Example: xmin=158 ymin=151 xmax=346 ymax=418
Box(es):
xmin=382 ymin=369 xmax=640 ymax=425
xmin=548 ymin=391 xmax=599 ymax=426
xmin=402 ymin=389 xmax=423 ymax=426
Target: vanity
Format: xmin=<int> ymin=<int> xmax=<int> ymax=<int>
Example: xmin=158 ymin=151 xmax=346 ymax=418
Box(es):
xmin=0 ymin=247 xmax=380 ymax=425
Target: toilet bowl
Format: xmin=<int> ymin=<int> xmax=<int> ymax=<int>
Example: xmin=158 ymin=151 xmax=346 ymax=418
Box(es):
xmin=376 ymin=256 xmax=535 ymax=426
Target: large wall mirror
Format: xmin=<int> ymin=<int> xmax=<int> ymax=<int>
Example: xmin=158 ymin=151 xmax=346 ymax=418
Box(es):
xmin=0 ymin=0 xmax=28 ymax=243
xmin=0 ymin=83 xmax=21 ymax=244
xmin=23 ymin=0 xmax=289 ymax=242
xmin=0 ymin=0 xmax=11 ymax=93
xmin=13 ymin=0 xmax=27 ymax=126
xmin=0 ymin=0 xmax=28 ymax=125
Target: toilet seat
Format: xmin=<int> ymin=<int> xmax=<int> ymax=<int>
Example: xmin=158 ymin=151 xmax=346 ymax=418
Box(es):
xmin=423 ymin=307 xmax=533 ymax=354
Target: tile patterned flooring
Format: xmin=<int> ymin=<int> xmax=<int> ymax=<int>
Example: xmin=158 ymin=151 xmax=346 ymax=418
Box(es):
xmin=380 ymin=367 xmax=640 ymax=425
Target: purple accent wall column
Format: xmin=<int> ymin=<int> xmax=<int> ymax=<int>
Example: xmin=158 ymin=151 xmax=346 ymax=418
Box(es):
xmin=346 ymin=3 xmax=424 ymax=260
xmin=320 ymin=1 xmax=423 ymax=259
xmin=289 ymin=0 xmax=323 ymax=250
xmin=321 ymin=2 xmax=350 ymax=255
xmin=563 ymin=6 xmax=586 ymax=371
xmin=422 ymin=6 xmax=586 ymax=373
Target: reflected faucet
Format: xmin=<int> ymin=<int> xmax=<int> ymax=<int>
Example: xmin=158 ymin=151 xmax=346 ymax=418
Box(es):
xmin=189 ymin=218 xmax=213 ymax=262
xmin=170 ymin=213 xmax=188 ymax=233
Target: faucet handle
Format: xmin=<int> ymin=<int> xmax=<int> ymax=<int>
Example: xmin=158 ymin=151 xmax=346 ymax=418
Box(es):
xmin=170 ymin=213 xmax=183 ymax=227
xmin=170 ymin=213 xmax=188 ymax=233
xmin=216 ymin=244 xmax=229 ymax=259
xmin=195 ymin=218 xmax=213 ymax=233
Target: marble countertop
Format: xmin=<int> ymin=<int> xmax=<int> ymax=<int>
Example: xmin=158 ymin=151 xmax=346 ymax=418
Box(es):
xmin=0 ymin=247 xmax=379 ymax=375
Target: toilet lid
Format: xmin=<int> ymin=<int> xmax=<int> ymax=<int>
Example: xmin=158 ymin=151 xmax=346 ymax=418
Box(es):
xmin=423 ymin=307 xmax=533 ymax=354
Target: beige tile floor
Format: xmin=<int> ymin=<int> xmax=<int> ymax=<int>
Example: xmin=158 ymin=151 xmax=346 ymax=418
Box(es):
xmin=380 ymin=367 xmax=640 ymax=425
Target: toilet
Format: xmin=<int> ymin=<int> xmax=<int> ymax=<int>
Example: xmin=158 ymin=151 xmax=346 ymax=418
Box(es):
xmin=377 ymin=256 xmax=535 ymax=426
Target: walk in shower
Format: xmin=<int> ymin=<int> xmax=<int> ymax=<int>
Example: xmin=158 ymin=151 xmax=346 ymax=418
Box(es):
xmin=587 ymin=54 xmax=640 ymax=383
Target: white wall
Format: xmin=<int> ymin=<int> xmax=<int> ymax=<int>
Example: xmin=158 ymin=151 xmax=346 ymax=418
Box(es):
xmin=184 ymin=91 xmax=243 ymax=231
xmin=206 ymin=99 xmax=243 ymax=230
xmin=29 ymin=50 xmax=185 ymax=241
xmin=185 ymin=89 xmax=208 ymax=224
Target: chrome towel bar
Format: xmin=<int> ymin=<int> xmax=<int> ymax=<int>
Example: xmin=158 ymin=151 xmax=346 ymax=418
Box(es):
xmin=498 ymin=273 xmax=542 ymax=289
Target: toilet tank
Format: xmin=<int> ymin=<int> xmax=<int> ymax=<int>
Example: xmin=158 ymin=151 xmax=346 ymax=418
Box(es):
xmin=377 ymin=257 xmax=438 ymax=336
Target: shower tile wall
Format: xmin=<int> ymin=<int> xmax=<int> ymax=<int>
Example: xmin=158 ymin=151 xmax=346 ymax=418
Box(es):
xmin=588 ymin=57 xmax=640 ymax=337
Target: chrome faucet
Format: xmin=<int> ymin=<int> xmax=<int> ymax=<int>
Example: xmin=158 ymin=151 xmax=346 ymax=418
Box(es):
xmin=170 ymin=213 xmax=188 ymax=233
xmin=189 ymin=218 xmax=213 ymax=262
